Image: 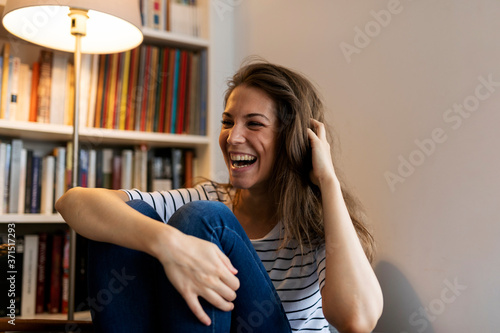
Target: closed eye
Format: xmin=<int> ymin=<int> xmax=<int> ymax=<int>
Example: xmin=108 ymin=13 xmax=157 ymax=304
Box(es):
xmin=248 ymin=121 xmax=264 ymax=128
xmin=221 ymin=120 xmax=233 ymax=128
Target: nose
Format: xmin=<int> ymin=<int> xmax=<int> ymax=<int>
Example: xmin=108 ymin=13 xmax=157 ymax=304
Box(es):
xmin=227 ymin=124 xmax=245 ymax=145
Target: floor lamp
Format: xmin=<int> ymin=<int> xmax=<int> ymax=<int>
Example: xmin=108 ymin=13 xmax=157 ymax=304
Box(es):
xmin=2 ymin=0 xmax=143 ymax=320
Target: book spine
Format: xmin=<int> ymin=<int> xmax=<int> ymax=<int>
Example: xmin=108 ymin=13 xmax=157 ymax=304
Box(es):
xmin=30 ymin=155 xmax=42 ymax=214
xmin=21 ymin=234 xmax=39 ymax=317
xmin=8 ymin=139 xmax=23 ymax=213
xmin=8 ymin=56 xmax=21 ymax=121
xmin=121 ymin=149 xmax=133 ymax=190
xmin=40 ymin=155 xmax=55 ymax=214
xmin=18 ymin=148 xmax=27 ymax=213
xmin=48 ymin=233 xmax=63 ymax=313
xmin=35 ymin=232 xmax=48 ymax=313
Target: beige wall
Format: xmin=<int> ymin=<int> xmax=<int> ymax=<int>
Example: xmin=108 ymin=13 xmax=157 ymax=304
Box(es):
xmin=210 ymin=0 xmax=500 ymax=331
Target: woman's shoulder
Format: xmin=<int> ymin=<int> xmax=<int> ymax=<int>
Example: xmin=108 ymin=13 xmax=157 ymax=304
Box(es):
xmin=195 ymin=181 xmax=235 ymax=205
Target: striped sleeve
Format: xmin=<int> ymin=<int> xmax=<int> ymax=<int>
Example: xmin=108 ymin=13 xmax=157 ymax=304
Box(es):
xmin=315 ymin=244 xmax=326 ymax=292
xmin=120 ymin=183 xmax=221 ymax=223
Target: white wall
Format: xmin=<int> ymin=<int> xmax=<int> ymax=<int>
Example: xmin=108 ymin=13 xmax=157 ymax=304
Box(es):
xmin=220 ymin=0 xmax=500 ymax=332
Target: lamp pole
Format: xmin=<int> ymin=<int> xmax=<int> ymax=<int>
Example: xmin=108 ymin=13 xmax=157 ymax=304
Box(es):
xmin=68 ymin=8 xmax=88 ymax=321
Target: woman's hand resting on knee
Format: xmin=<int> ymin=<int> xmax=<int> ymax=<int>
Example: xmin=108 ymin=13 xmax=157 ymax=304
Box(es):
xmin=153 ymin=227 xmax=240 ymax=326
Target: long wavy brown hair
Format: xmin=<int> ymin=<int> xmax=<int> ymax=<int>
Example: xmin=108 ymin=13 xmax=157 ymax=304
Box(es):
xmin=222 ymin=60 xmax=375 ymax=262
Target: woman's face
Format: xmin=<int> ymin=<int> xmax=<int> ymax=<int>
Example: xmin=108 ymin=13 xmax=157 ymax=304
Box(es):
xmin=219 ymin=85 xmax=279 ymax=192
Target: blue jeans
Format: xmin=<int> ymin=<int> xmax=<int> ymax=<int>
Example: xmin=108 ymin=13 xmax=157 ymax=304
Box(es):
xmin=87 ymin=200 xmax=291 ymax=333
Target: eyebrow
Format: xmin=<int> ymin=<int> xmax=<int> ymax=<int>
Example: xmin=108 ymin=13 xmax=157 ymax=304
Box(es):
xmin=222 ymin=112 xmax=271 ymax=121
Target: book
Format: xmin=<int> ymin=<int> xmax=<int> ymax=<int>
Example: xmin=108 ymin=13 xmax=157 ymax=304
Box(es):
xmin=175 ymin=50 xmax=188 ymax=134
xmin=133 ymin=145 xmax=148 ymax=191
xmin=30 ymin=155 xmax=42 ymax=214
xmin=40 ymin=155 xmax=55 ymax=214
xmin=37 ymin=50 xmax=54 ymax=123
xmin=119 ymin=50 xmax=131 ymax=130
xmin=134 ymin=46 xmax=147 ymax=131
xmin=21 ymin=234 xmax=39 ymax=317
xmin=64 ymin=62 xmax=75 ymax=126
xmin=35 ymin=232 xmax=48 ymax=313
xmin=140 ymin=45 xmax=152 ymax=131
xmin=88 ymin=149 xmax=96 ymax=188
xmin=184 ymin=149 xmax=194 ymax=188
xmin=0 ymin=142 xmax=8 ymax=213
xmin=171 ymin=148 xmax=183 ymax=189
xmin=164 ymin=48 xmax=176 ymax=133
xmin=126 ymin=47 xmax=140 ymax=131
xmin=14 ymin=236 xmax=24 ymax=316
xmin=48 ymin=232 xmax=63 ymax=313
xmin=0 ymin=42 xmax=11 ymax=119
xmin=106 ymin=53 xmax=119 ymax=129
xmin=157 ymin=47 xmax=169 ymax=133
xmin=170 ymin=49 xmax=181 ymax=133
xmin=2 ymin=143 xmax=11 ymax=213
xmin=199 ymin=49 xmax=207 ymax=135
xmin=94 ymin=54 xmax=106 ymax=128
xmin=18 ymin=148 xmax=27 ymax=213
xmin=8 ymin=139 xmax=23 ymax=213
xmin=54 ymin=147 xmax=66 ymax=206
xmin=29 ymin=62 xmax=40 ymax=122
xmin=8 ymin=56 xmax=21 ymax=121
xmin=112 ymin=154 xmax=122 ymax=190
xmin=121 ymin=149 xmax=133 ymax=189
xmin=24 ymin=150 xmax=34 ymax=214
xmin=79 ymin=149 xmax=89 ymax=188
xmin=49 ymin=52 xmax=68 ymax=125
xmin=102 ymin=148 xmax=113 ymax=189
xmin=17 ymin=63 xmax=32 ymax=122
xmin=87 ymin=54 xmax=99 ymax=128
xmin=146 ymin=46 xmax=159 ymax=132
xmin=61 ymin=230 xmax=70 ymax=314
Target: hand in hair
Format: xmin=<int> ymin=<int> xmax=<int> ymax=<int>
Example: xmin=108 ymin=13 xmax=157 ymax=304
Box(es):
xmin=307 ymin=118 xmax=337 ymax=188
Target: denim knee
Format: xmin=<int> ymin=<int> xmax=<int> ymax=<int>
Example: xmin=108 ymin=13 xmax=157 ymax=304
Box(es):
xmin=126 ymin=199 xmax=163 ymax=222
xmin=167 ymin=200 xmax=240 ymax=235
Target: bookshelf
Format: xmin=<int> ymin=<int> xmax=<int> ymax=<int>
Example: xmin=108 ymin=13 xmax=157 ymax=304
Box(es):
xmin=0 ymin=0 xmax=212 ymax=325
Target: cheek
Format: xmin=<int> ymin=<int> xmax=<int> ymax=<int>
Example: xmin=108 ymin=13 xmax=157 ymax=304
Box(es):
xmin=219 ymin=131 xmax=227 ymax=150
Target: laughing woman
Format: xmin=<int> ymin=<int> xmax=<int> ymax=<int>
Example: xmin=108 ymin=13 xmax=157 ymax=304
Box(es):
xmin=56 ymin=61 xmax=383 ymax=333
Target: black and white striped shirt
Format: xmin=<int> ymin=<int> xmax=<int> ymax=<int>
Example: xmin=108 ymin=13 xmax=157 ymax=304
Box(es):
xmin=122 ymin=182 xmax=331 ymax=332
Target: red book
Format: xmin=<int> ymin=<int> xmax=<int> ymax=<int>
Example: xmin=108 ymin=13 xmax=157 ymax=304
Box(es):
xmin=48 ymin=232 xmax=63 ymax=313
xmin=125 ymin=47 xmax=140 ymax=131
xmin=165 ymin=49 xmax=176 ymax=133
xmin=157 ymin=48 xmax=169 ymax=133
xmin=176 ymin=51 xmax=188 ymax=134
xmin=140 ymin=46 xmax=152 ymax=131
xmin=61 ymin=230 xmax=70 ymax=314
xmin=184 ymin=149 xmax=194 ymax=188
xmin=35 ymin=232 xmax=47 ymax=313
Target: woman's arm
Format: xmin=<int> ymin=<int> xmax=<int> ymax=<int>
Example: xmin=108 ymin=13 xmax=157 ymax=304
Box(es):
xmin=55 ymin=187 xmax=239 ymax=326
xmin=307 ymin=120 xmax=383 ymax=333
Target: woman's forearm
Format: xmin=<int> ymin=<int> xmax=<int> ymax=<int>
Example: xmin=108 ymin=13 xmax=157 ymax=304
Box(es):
xmin=320 ymin=177 xmax=383 ymax=332
xmin=55 ymin=187 xmax=178 ymax=258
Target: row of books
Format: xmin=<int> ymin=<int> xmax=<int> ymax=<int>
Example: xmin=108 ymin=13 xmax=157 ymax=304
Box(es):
xmin=0 ymin=231 xmax=89 ymax=317
xmin=141 ymin=0 xmax=204 ymax=37
xmin=91 ymin=45 xmax=207 ymax=135
xmin=0 ymin=42 xmax=208 ymax=136
xmin=0 ymin=138 xmax=195 ymax=215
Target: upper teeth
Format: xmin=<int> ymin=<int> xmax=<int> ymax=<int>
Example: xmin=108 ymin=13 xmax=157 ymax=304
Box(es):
xmin=230 ymin=154 xmax=255 ymax=161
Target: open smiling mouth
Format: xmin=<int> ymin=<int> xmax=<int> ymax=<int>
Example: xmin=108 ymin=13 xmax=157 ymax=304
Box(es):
xmin=230 ymin=154 xmax=257 ymax=169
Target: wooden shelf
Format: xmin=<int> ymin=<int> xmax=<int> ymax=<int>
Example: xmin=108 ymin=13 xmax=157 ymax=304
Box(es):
xmin=142 ymin=27 xmax=210 ymax=50
xmin=0 ymin=214 xmax=64 ymax=224
xmin=0 ymin=119 xmax=209 ymax=148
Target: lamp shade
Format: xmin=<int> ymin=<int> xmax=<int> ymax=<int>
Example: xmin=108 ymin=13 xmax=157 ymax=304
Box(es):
xmin=2 ymin=0 xmax=143 ymax=54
